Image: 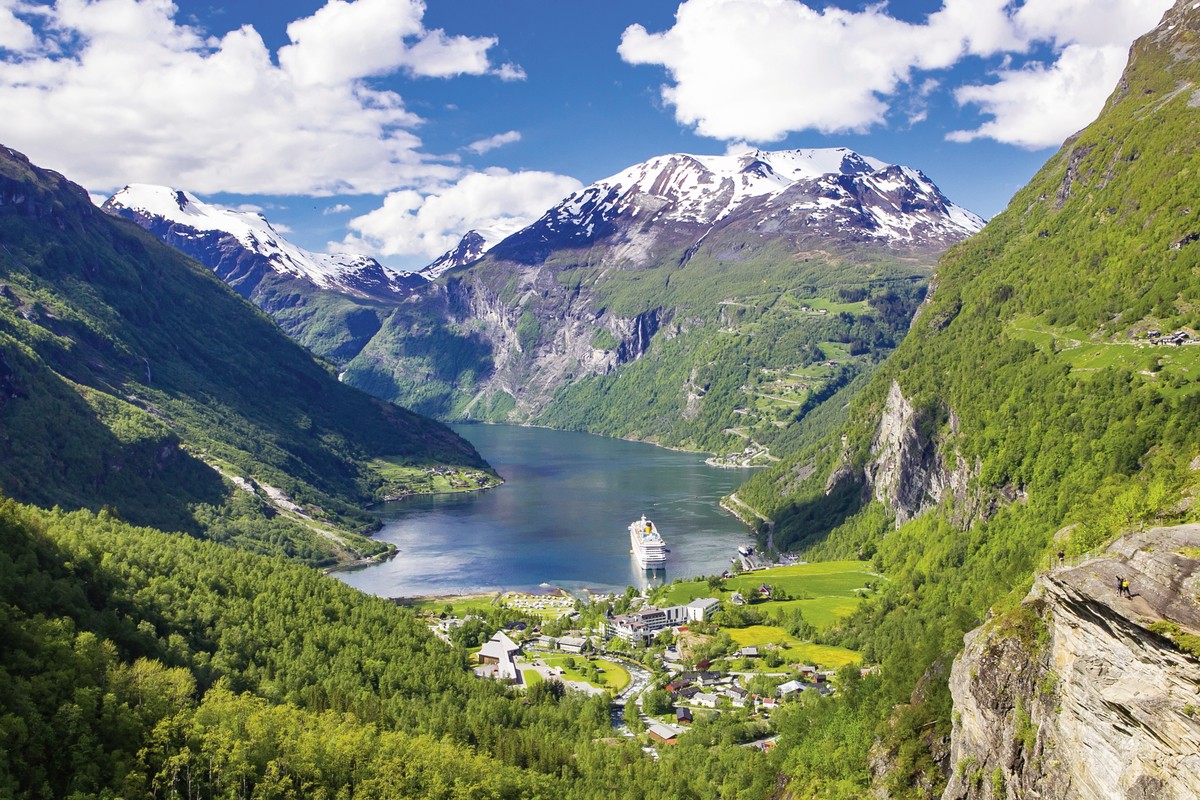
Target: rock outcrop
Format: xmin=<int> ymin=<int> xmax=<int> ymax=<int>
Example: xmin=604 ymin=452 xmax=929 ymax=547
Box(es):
xmin=863 ymin=381 xmax=979 ymax=527
xmin=943 ymin=525 xmax=1200 ymax=800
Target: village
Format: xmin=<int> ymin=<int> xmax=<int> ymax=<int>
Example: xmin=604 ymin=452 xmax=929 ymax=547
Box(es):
xmin=419 ymin=560 xmax=881 ymax=749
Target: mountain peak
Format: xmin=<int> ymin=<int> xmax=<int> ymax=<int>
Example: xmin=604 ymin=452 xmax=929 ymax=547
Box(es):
xmin=104 ymin=184 xmax=417 ymax=298
xmin=420 ymin=228 xmax=496 ymax=280
xmin=488 ymin=146 xmax=983 ymax=264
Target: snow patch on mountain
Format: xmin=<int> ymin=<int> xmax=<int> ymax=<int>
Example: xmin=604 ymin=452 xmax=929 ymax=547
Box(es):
xmin=104 ymin=184 xmax=415 ymax=293
xmin=420 ymin=228 xmax=500 ymax=280
xmin=532 ymin=147 xmax=983 ymax=246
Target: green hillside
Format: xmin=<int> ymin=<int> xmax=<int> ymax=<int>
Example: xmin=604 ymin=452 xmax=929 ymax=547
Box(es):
xmin=339 ymin=237 xmax=934 ymax=462
xmin=0 ymin=498 xmax=781 ymax=798
xmin=0 ymin=146 xmax=492 ymax=565
xmin=731 ymin=5 xmax=1200 ymax=795
xmin=534 ymin=246 xmax=929 ymax=455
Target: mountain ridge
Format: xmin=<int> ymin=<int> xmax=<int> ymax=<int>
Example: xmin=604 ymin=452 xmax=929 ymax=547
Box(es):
xmin=103 ymin=183 xmax=424 ymax=299
xmin=107 ymin=146 xmax=982 ymax=460
xmin=0 ymin=144 xmax=492 ymax=565
xmin=488 ymin=147 xmax=983 ymax=267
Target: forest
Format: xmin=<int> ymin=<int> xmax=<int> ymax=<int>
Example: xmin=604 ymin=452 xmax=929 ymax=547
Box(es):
xmin=0 ymin=498 xmax=839 ymax=799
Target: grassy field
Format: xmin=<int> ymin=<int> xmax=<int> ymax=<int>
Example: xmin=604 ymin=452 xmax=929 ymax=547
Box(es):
xmin=763 ymin=597 xmax=865 ymax=629
xmin=726 ymin=626 xmax=861 ymax=669
xmin=595 ymin=659 xmax=632 ymax=692
xmin=540 ymin=655 xmax=631 ymax=691
xmin=403 ymin=593 xmax=499 ymax=616
xmin=370 ymin=459 xmax=499 ymax=498
xmin=726 ymin=560 xmax=878 ymax=597
xmin=655 ymin=560 xmax=880 ymax=631
xmin=1008 ymin=315 xmax=1200 ymax=386
xmin=656 ymin=581 xmax=718 ymax=607
xmin=653 ymin=561 xmax=877 ymax=667
xmin=780 ymin=295 xmax=870 ymax=316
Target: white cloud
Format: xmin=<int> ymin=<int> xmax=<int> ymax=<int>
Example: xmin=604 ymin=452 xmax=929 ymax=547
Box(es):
xmin=949 ymin=0 xmax=1173 ymax=147
xmin=617 ymin=0 xmax=1020 ymax=141
xmin=467 ymin=130 xmax=521 ymax=155
xmin=619 ymin=0 xmax=1172 ymax=147
xmin=1014 ymin=0 xmax=1172 ymax=47
xmin=947 ymin=43 xmax=1131 ymax=148
xmin=496 ymin=62 xmax=526 ymax=81
xmin=620 ymin=0 xmax=913 ymax=140
xmin=341 ymin=169 xmax=582 ymax=260
xmin=324 ymin=203 xmax=352 ymax=215
xmin=0 ymin=1 xmax=35 ymax=51
xmin=0 ymin=0 xmax=520 ymax=195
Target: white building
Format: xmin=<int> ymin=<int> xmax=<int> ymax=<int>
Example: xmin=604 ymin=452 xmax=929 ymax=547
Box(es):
xmin=558 ymin=636 xmax=587 ymax=653
xmin=686 ymin=597 xmax=720 ymax=621
xmin=478 ymin=631 xmax=523 ymax=683
xmin=608 ymin=599 xmax=721 ymax=642
xmin=608 ymin=607 xmax=669 ymax=642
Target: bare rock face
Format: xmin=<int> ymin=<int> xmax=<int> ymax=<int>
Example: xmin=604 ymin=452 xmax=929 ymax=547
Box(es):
xmin=864 ymin=381 xmax=977 ymax=527
xmin=440 ymin=264 xmax=668 ymax=417
xmin=943 ymin=525 xmax=1200 ymax=800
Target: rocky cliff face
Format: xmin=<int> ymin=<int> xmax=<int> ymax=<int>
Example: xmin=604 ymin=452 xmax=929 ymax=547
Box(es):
xmin=438 ymin=265 xmax=672 ymax=416
xmin=862 ymin=381 xmax=980 ymax=527
xmin=943 ymin=525 xmax=1200 ymax=800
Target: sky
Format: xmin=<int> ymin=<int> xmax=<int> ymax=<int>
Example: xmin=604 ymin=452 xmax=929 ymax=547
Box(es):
xmin=0 ymin=0 xmax=1176 ymax=270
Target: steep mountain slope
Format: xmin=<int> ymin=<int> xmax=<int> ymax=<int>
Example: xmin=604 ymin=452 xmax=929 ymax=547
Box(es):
xmin=728 ymin=2 xmax=1200 ymax=795
xmin=109 ymin=149 xmax=979 ymax=459
xmin=341 ymin=148 xmax=982 ymax=457
xmin=0 ymin=146 xmax=491 ymax=565
xmin=104 ymin=184 xmax=423 ymax=299
xmin=103 ymin=184 xmax=428 ymax=365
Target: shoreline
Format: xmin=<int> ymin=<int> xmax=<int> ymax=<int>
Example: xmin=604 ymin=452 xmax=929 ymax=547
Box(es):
xmin=452 ymin=419 xmax=718 ymax=459
xmin=366 ymin=476 xmax=504 ymax=510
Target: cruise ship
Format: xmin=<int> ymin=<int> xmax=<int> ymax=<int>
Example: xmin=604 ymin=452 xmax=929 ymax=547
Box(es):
xmin=629 ymin=515 xmax=667 ymax=569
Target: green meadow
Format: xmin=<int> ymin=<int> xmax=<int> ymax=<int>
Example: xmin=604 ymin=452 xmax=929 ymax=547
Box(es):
xmin=726 ymin=626 xmax=861 ymax=669
xmin=655 ymin=560 xmax=880 ymax=631
xmin=540 ymin=655 xmax=631 ymax=692
xmin=369 ymin=459 xmax=500 ymax=498
xmin=652 ymin=560 xmax=879 ymax=667
xmin=1008 ymin=314 xmax=1200 ymax=393
xmin=403 ymin=593 xmax=499 ymax=615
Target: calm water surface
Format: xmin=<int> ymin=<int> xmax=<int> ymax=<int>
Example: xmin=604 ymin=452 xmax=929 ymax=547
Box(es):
xmin=334 ymin=424 xmax=756 ymax=597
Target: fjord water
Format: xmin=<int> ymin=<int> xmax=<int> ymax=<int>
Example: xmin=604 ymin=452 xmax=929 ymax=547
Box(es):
xmin=334 ymin=424 xmax=755 ymax=598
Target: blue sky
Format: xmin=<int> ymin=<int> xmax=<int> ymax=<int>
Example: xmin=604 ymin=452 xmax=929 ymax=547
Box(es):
xmin=0 ymin=0 xmax=1174 ymax=269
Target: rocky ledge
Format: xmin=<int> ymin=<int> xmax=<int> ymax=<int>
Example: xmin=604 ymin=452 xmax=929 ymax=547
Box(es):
xmin=943 ymin=525 xmax=1200 ymax=800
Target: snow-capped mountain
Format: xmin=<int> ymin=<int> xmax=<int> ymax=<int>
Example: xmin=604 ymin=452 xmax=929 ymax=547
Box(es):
xmin=103 ymin=185 xmax=421 ymax=299
xmin=489 ymin=147 xmax=983 ymax=264
xmin=392 ymin=146 xmax=986 ymax=423
xmin=420 ymin=229 xmax=497 ymax=280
